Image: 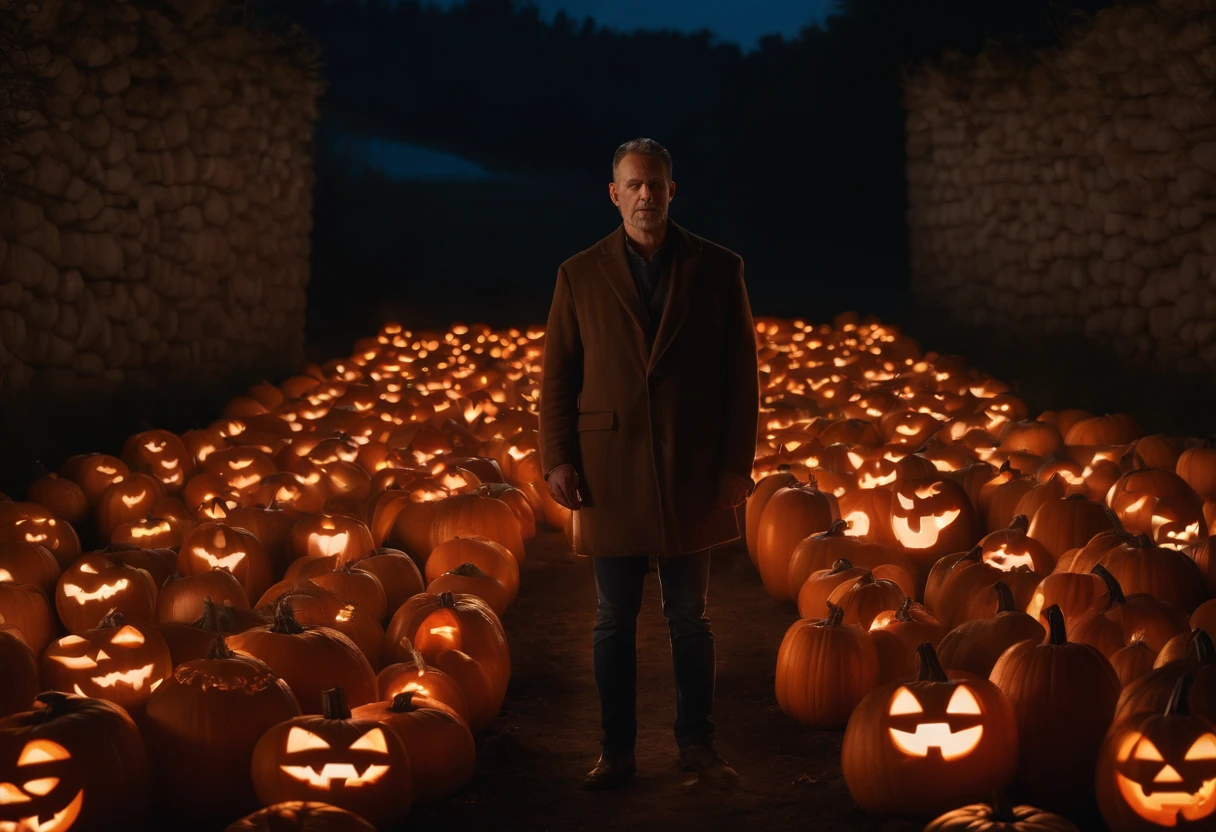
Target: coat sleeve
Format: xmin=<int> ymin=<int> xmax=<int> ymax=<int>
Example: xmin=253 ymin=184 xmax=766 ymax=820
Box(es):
xmin=720 ymin=257 xmax=760 ymax=487
xmin=539 ymin=264 xmax=583 ymax=481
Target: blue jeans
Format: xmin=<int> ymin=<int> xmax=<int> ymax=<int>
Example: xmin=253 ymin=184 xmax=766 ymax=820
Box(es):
xmin=591 ymin=548 xmax=715 ymax=754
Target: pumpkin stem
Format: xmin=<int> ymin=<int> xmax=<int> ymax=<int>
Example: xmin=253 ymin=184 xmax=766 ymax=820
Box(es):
xmin=915 ymin=642 xmax=949 ymax=683
xmin=321 ymin=686 xmax=351 ymax=720
xmin=992 ymin=581 xmax=1015 ymax=613
xmin=399 ymin=636 xmax=426 ymax=669
xmin=32 ymin=691 xmax=71 ymax=722
xmin=961 ymin=545 xmax=983 ymax=564
xmin=1043 ymin=604 xmax=1068 ymax=645
xmin=989 ymin=790 xmax=1015 ymax=822
xmin=998 ymin=458 xmax=1011 ymax=474
xmin=447 ymin=562 xmax=492 ymax=578
xmin=1193 ymin=629 xmax=1216 ymax=664
xmin=1165 ymin=673 xmax=1195 ymax=717
xmin=895 ymin=597 xmax=914 ymax=623
xmin=390 ymin=692 xmax=418 ymax=712
xmin=1008 ymin=514 xmax=1029 ymax=534
xmin=825 ymin=519 xmax=850 ymax=537
xmin=271 ymin=599 xmax=306 ymax=635
xmin=1090 ymin=564 xmax=1127 ymax=607
xmin=822 ymin=602 xmax=845 ymax=628
xmin=829 ymin=558 xmax=855 ymax=575
xmin=206 ymin=633 xmax=234 ymax=660
xmin=437 ymin=590 xmax=456 ymax=609
xmin=91 ymin=606 xmax=123 ymax=629
xmin=806 ymin=473 xmax=819 ymax=491
xmin=1133 ymin=532 xmax=1154 ymax=549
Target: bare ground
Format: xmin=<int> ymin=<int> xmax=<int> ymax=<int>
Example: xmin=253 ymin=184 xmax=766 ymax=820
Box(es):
xmin=408 ymin=530 xmax=919 ymax=832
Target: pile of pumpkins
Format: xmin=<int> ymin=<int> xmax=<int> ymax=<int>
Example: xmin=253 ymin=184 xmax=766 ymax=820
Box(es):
xmin=0 ymin=321 xmax=571 ymax=831
xmin=749 ymin=313 xmax=1216 ymax=830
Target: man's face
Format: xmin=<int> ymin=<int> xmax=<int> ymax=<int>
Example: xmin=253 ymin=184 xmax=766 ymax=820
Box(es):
xmin=610 ymin=153 xmax=675 ymax=233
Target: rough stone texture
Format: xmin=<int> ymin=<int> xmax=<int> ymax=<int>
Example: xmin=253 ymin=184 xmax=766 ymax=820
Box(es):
xmin=0 ymin=0 xmax=324 ymax=392
xmin=902 ymin=0 xmax=1216 ymax=375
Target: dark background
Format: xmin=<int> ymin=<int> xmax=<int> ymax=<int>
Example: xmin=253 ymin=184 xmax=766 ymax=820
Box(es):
xmin=11 ymin=0 xmax=1212 ymax=500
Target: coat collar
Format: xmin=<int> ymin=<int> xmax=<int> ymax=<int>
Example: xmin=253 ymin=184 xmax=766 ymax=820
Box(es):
xmin=596 ymin=217 xmax=703 ymax=372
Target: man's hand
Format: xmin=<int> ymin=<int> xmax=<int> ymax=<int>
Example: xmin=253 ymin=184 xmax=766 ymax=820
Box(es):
xmin=547 ymin=463 xmax=583 ymax=510
xmin=715 ymin=471 xmax=754 ymax=510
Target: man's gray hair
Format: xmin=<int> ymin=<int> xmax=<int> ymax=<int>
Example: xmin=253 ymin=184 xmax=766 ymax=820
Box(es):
xmin=612 ymin=138 xmax=673 ymax=182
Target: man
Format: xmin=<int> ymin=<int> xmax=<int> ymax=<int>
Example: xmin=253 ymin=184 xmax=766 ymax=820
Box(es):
xmin=539 ymin=138 xmax=760 ymax=791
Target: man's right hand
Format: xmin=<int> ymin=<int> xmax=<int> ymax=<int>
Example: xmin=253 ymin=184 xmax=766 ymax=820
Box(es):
xmin=547 ymin=463 xmax=583 ymax=510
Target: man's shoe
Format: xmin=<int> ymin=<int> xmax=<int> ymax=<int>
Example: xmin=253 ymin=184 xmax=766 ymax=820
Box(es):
xmin=583 ymin=749 xmax=636 ymax=791
xmin=678 ymin=742 xmax=740 ymax=789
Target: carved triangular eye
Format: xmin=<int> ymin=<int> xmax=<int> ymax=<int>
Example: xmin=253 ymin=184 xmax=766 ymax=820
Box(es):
xmin=18 ymin=740 xmax=71 ymax=766
xmin=1186 ymin=735 xmax=1216 ymax=760
xmin=946 ymin=686 xmax=981 ymax=715
xmin=1134 ymin=738 xmax=1164 ymax=761
xmin=78 ymin=563 xmax=97 ymax=574
xmin=889 ymin=687 xmax=923 ymax=716
xmin=350 ymin=728 xmax=389 ymax=754
xmin=111 ymin=626 xmax=145 ymax=646
xmin=286 ymin=728 xmax=331 ymax=753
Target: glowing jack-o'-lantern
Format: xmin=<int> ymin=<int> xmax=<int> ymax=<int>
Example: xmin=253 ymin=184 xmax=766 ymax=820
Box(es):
xmin=54 ymin=555 xmax=157 ymax=635
xmin=178 ymin=521 xmax=273 ymax=602
xmin=0 ymin=692 xmax=150 ymax=832
xmin=251 ymin=686 xmax=413 ymax=829
xmin=41 ymin=614 xmax=171 ymax=717
xmin=1098 ymin=674 xmax=1216 ymax=831
xmin=120 ymin=429 xmax=194 ymax=495
xmin=842 ymin=642 xmax=1019 ymax=817
xmin=889 ymin=477 xmax=980 ymax=581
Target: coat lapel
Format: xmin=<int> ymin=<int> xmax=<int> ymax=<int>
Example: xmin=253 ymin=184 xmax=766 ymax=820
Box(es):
xmin=648 ymin=219 xmax=701 ymax=373
xmin=595 ymin=219 xmax=702 ymax=371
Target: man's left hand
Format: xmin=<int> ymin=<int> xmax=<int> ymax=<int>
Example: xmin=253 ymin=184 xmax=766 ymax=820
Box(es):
xmin=715 ymin=471 xmax=754 ymax=510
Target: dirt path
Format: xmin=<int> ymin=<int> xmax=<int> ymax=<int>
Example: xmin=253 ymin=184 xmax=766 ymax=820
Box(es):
xmin=410 ymin=530 xmax=916 ymax=832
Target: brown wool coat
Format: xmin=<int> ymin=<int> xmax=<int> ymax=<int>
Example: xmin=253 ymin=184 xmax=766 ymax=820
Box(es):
xmin=538 ymin=218 xmax=760 ymax=557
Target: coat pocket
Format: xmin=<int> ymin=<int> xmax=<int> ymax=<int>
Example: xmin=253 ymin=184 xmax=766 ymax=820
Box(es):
xmin=576 ymin=410 xmax=616 ymax=431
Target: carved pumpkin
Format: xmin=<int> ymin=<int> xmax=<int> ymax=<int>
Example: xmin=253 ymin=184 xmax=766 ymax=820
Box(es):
xmin=41 ymin=612 xmax=171 ymax=717
xmin=178 ymin=521 xmax=274 ymax=603
xmin=889 ymin=476 xmax=980 ymax=586
xmin=251 ymin=686 xmax=413 ymax=829
xmin=59 ymin=453 xmax=129 ymax=507
xmin=289 ymin=512 xmax=377 ymax=565
xmin=842 ymin=642 xmax=1019 ymax=817
xmin=54 ymin=554 xmax=157 ymax=635
xmin=0 ymin=692 xmax=150 ymax=832
xmin=1097 ymin=674 xmax=1216 ymax=831
xmin=120 ymin=429 xmax=195 ymax=495
xmin=93 ymin=473 xmax=165 ymax=544
xmin=0 ymin=503 xmax=81 ymax=571
xmin=143 ymin=635 xmax=301 ymax=826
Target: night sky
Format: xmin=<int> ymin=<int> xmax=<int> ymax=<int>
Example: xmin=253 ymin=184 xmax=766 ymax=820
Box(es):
xmin=421 ymin=0 xmax=837 ymax=51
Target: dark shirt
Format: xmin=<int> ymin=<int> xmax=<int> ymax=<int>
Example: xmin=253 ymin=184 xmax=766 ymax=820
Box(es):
xmin=624 ymin=226 xmax=674 ymax=327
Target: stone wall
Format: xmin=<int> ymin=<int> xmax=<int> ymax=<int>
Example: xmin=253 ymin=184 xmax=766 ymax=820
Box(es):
xmin=903 ymin=0 xmax=1216 ymax=374
xmin=0 ymin=0 xmax=324 ymax=392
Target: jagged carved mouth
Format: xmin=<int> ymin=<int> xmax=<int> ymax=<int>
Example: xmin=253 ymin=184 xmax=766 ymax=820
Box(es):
xmin=279 ymin=763 xmax=390 ymax=789
xmin=1116 ymin=773 xmax=1216 ymax=825
xmin=0 ymin=788 xmax=84 ymax=832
